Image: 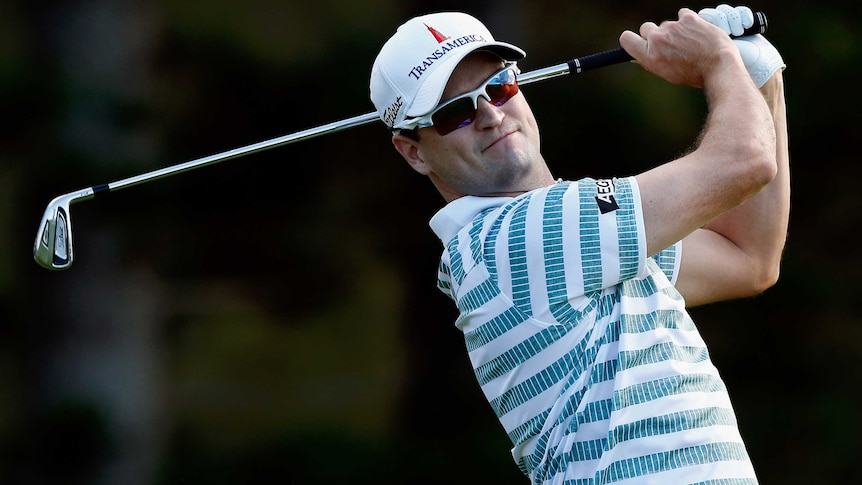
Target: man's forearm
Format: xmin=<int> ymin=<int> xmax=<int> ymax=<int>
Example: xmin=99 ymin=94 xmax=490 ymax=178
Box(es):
xmin=703 ymin=71 xmax=790 ymax=287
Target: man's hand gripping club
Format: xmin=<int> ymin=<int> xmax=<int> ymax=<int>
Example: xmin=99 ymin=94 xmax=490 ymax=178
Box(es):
xmin=699 ymin=4 xmax=785 ymax=87
xmin=618 ymin=8 xmax=752 ymax=89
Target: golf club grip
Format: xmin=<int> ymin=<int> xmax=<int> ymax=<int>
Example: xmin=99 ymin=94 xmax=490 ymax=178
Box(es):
xmin=567 ymin=10 xmax=768 ymax=73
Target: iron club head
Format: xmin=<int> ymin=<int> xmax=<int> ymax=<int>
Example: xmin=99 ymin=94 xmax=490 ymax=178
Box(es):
xmin=33 ymin=194 xmax=75 ymax=270
xmin=33 ymin=190 xmax=94 ymax=270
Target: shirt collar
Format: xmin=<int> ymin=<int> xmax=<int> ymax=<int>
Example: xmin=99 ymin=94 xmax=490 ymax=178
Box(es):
xmin=429 ymin=196 xmax=514 ymax=244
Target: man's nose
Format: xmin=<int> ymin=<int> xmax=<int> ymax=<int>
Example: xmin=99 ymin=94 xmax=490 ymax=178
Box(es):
xmin=472 ymin=97 xmax=505 ymax=130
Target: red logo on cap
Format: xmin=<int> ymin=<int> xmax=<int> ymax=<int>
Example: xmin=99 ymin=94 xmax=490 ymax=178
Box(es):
xmin=424 ymin=24 xmax=450 ymax=43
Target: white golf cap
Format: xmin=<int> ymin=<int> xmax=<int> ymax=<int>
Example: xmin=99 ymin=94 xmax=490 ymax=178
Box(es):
xmin=370 ymin=12 xmax=526 ymax=130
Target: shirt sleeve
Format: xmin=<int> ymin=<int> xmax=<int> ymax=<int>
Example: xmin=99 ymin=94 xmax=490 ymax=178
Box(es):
xmin=436 ymin=257 xmax=454 ymax=300
xmin=540 ymin=177 xmax=648 ymax=295
xmin=650 ymin=241 xmax=683 ymax=285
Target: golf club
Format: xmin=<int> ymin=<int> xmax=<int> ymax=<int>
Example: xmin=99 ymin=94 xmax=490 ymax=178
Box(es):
xmin=33 ymin=12 xmax=767 ymax=270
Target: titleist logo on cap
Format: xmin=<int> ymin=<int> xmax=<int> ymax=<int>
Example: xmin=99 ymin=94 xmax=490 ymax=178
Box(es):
xmin=407 ymin=24 xmax=488 ymax=80
xmin=383 ymin=96 xmax=403 ymax=127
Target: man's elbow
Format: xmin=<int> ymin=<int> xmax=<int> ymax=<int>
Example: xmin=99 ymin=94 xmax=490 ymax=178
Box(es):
xmin=755 ymin=265 xmax=781 ymax=294
xmin=744 ymin=258 xmax=783 ymax=297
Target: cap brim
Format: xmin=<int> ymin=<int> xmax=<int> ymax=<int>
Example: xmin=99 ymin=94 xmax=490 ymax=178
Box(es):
xmin=405 ymin=42 xmax=525 ymax=119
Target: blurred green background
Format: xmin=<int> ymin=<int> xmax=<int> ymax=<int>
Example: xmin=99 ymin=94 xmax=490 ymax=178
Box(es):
xmin=1 ymin=0 xmax=857 ymax=483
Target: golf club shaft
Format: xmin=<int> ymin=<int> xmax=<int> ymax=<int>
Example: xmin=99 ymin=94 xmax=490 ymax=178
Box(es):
xmin=32 ymin=48 xmax=636 ymax=272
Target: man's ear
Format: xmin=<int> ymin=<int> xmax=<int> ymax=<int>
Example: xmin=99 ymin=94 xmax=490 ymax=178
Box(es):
xmin=392 ymin=134 xmax=431 ymax=175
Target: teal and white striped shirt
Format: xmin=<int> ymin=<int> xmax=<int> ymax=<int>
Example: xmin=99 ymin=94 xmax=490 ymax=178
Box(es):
xmin=430 ymin=178 xmax=757 ymax=484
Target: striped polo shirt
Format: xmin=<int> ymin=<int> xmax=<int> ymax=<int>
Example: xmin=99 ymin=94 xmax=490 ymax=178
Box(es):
xmin=430 ymin=178 xmax=757 ymax=484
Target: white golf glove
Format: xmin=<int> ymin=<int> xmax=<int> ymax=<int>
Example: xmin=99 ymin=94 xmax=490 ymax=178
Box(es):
xmin=699 ymin=4 xmax=785 ymax=87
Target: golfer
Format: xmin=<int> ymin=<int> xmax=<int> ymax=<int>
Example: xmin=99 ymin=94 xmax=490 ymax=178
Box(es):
xmin=370 ymin=4 xmax=788 ymax=483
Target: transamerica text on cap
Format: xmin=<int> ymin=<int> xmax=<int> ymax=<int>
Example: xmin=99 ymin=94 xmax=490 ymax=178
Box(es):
xmin=407 ymin=34 xmax=488 ymax=80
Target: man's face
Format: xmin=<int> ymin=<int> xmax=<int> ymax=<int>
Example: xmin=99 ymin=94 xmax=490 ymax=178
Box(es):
xmin=395 ymin=52 xmax=550 ymax=200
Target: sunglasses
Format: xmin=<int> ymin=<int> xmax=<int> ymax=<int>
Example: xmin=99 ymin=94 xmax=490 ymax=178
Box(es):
xmin=403 ymin=64 xmax=520 ymax=136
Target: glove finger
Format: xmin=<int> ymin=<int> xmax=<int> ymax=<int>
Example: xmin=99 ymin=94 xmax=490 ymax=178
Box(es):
xmin=736 ymin=6 xmax=755 ymax=29
xmin=698 ymin=7 xmax=731 ymax=35
xmin=716 ymin=4 xmax=744 ymax=36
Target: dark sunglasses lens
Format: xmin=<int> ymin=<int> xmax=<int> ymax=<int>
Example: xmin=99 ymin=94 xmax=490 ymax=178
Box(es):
xmin=432 ymin=98 xmax=476 ymax=136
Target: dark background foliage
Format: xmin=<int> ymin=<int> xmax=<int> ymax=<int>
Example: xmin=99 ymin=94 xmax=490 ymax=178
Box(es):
xmin=1 ymin=1 xmax=857 ymax=483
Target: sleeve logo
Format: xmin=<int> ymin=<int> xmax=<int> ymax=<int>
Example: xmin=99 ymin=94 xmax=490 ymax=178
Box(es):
xmin=595 ymin=179 xmax=619 ymax=214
